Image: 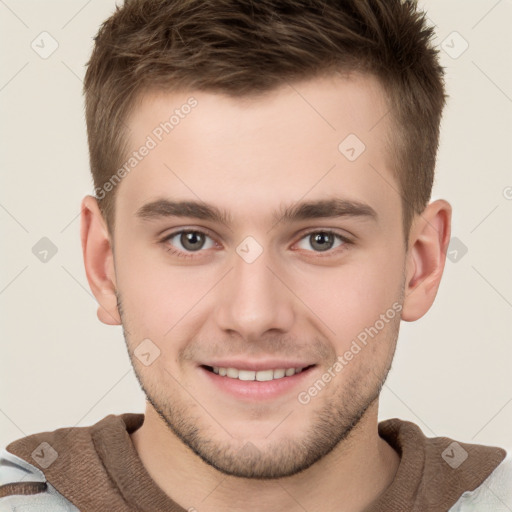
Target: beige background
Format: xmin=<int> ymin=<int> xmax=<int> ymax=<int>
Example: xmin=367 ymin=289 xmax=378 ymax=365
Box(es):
xmin=1 ymin=0 xmax=511 ymax=449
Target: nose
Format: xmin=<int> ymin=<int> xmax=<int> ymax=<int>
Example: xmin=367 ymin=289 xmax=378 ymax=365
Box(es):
xmin=214 ymin=244 xmax=295 ymax=340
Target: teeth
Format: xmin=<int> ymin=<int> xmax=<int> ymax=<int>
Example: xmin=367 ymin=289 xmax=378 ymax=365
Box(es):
xmin=210 ymin=366 xmax=307 ymax=381
xmin=255 ymin=369 xmax=274 ymax=382
xmin=226 ymin=367 xmax=238 ymax=378
xmin=238 ymin=370 xmax=256 ymax=381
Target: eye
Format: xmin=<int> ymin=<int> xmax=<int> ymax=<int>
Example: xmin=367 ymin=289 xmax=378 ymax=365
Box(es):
xmin=160 ymin=228 xmax=352 ymax=260
xmin=295 ymin=230 xmax=351 ymax=254
xmin=162 ymin=229 xmax=216 ymax=259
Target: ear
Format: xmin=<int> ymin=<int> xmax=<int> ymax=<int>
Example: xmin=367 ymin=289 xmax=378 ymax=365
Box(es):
xmin=80 ymin=195 xmax=121 ymax=326
xmin=401 ymin=199 xmax=452 ymax=322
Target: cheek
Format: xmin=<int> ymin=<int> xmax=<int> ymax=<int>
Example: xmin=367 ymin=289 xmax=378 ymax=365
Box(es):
xmin=114 ymin=223 xmax=404 ymax=343
xmin=114 ymin=245 xmax=184 ymax=331
xmin=295 ymin=254 xmax=403 ymax=344
xmin=115 ymin=241 xmax=223 ymax=345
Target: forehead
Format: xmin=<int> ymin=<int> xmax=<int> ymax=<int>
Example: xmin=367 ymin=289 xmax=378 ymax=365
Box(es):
xmin=116 ymin=72 xmax=399 ymax=229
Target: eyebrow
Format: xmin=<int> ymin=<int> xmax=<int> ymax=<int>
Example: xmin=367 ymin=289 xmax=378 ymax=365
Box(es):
xmin=135 ymin=197 xmax=378 ymax=226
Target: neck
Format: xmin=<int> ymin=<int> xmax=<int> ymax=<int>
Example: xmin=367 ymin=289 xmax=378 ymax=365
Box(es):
xmin=130 ymin=402 xmax=400 ymax=512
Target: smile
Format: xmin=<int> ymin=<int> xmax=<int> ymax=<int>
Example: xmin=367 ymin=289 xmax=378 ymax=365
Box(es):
xmin=203 ymin=365 xmax=314 ymax=381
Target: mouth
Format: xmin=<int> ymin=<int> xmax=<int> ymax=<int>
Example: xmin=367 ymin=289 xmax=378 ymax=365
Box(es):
xmin=201 ymin=364 xmax=316 ymax=381
xmin=199 ymin=364 xmax=318 ymax=401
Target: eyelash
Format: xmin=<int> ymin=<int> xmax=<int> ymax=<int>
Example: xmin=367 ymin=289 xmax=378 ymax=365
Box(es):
xmin=160 ymin=229 xmax=353 ymax=260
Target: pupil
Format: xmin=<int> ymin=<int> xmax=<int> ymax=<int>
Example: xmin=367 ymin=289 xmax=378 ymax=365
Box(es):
xmin=312 ymin=232 xmax=332 ymax=252
xmin=182 ymin=231 xmax=204 ymax=251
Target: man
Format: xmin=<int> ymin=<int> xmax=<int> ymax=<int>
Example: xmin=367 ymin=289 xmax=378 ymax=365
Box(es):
xmin=1 ymin=0 xmax=510 ymax=510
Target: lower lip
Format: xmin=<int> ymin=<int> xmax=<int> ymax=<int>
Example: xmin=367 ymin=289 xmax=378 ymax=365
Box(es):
xmin=199 ymin=365 xmax=316 ymax=401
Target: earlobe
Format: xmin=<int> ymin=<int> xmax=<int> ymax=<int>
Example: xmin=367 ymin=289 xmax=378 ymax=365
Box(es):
xmin=401 ymin=199 xmax=452 ymax=322
xmin=80 ymin=195 xmax=121 ymax=326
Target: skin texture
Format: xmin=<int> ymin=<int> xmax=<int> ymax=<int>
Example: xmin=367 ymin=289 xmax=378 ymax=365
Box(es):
xmin=81 ymin=73 xmax=452 ymax=512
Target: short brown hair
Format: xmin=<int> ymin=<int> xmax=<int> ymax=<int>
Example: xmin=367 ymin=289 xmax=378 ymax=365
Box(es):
xmin=83 ymin=0 xmax=447 ymax=244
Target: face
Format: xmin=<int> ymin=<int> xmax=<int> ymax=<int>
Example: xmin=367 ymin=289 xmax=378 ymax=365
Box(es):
xmin=111 ymin=73 xmax=407 ymax=478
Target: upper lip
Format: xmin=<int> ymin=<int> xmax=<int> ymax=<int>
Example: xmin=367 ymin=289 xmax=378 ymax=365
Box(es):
xmin=200 ymin=360 xmax=316 ymax=371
